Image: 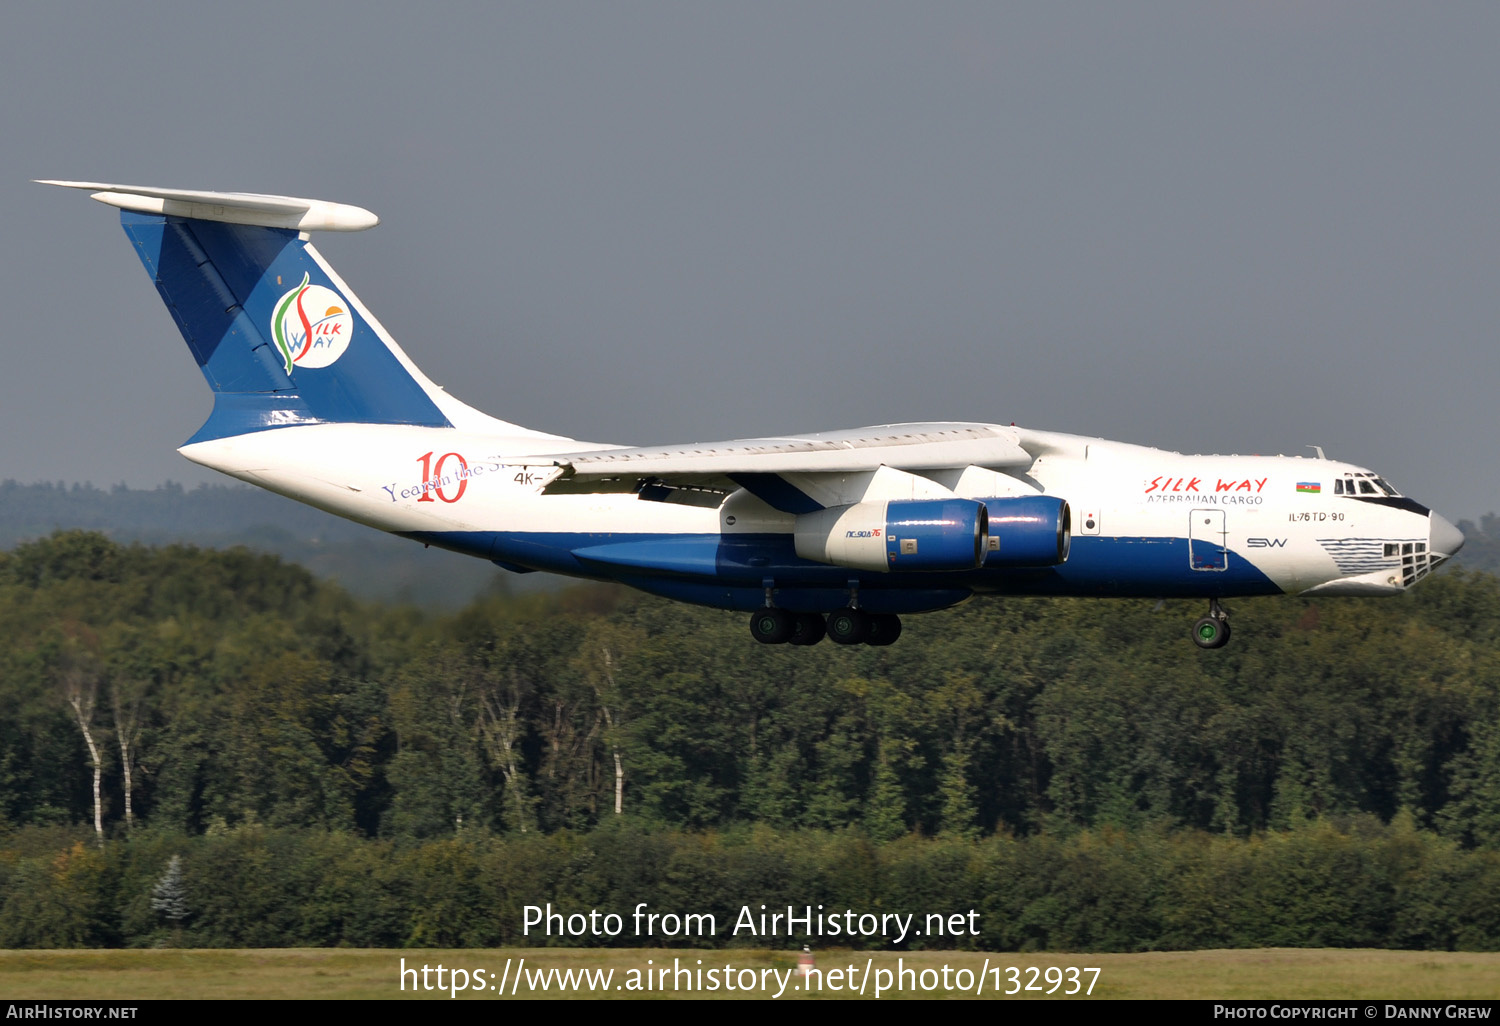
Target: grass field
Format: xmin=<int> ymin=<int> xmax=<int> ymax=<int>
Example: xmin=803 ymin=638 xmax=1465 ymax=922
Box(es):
xmin=4 ymin=948 xmax=1500 ymax=1000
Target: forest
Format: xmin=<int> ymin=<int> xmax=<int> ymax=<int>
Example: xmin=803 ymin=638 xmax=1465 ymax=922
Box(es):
xmin=3 ymin=530 xmax=1500 ymax=950
xmin=0 ymin=480 xmax=501 ymax=607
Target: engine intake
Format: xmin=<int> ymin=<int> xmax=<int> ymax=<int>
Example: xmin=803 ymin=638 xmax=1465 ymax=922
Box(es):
xmin=794 ymin=498 xmax=989 ymax=572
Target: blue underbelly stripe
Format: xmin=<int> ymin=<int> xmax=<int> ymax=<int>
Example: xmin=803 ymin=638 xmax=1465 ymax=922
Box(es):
xmin=398 ymin=530 xmax=1284 ymax=606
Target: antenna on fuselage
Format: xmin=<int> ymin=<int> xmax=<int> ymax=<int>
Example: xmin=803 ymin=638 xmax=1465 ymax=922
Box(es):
xmin=1306 ymin=445 xmax=1327 ymax=460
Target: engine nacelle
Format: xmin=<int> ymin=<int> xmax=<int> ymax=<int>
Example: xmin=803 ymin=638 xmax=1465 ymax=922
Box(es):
xmin=794 ymin=499 xmax=989 ymax=573
xmin=980 ymin=495 xmax=1071 ymax=566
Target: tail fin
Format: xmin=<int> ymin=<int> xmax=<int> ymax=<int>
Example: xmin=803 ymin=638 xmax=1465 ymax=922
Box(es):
xmin=42 ymin=181 xmax=537 ymax=443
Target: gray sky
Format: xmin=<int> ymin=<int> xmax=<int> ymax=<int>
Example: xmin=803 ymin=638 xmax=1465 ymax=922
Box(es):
xmin=5 ymin=2 xmax=1497 ymax=520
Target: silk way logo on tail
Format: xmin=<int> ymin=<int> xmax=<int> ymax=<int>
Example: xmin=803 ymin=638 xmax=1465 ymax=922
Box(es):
xmin=270 ymin=273 xmax=354 ymax=374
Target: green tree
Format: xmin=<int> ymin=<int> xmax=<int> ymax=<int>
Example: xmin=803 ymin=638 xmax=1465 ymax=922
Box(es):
xmin=151 ymin=853 xmax=190 ymax=925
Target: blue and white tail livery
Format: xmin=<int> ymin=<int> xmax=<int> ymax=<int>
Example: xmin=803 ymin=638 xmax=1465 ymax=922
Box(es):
xmin=44 ymin=181 xmax=1464 ymax=648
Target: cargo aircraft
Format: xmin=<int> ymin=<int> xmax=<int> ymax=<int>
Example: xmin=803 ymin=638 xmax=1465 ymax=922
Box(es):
xmin=42 ymin=181 xmax=1464 ymax=648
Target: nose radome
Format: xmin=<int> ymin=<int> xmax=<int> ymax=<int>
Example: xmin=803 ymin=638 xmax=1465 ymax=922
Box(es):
xmin=1430 ymin=513 xmax=1465 ymax=559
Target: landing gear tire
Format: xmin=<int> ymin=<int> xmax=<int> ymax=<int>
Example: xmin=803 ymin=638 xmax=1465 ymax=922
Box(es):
xmin=827 ymin=607 xmax=869 ymax=645
xmin=1192 ymin=616 xmax=1230 ymax=650
xmin=788 ymin=613 xmax=827 ymax=646
xmin=750 ymin=608 xmax=794 ymax=644
xmin=864 ymin=613 xmax=902 ymax=646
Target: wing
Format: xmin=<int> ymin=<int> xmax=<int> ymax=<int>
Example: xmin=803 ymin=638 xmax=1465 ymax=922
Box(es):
xmin=538 ymin=422 xmax=1039 ymax=512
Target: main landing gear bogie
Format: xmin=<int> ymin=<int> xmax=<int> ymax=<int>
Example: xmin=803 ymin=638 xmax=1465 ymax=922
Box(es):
xmin=828 ymin=608 xmax=901 ymax=646
xmin=1192 ymin=599 xmax=1232 ymax=650
xmin=749 ymin=608 xmax=901 ymax=647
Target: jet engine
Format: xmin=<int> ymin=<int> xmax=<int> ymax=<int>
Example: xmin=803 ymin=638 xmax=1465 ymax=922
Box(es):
xmin=979 ymin=496 xmax=1071 ymax=566
xmin=794 ymin=498 xmax=989 ymax=572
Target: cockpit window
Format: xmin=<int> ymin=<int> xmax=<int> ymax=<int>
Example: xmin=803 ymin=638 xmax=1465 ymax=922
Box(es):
xmin=1338 ymin=472 xmax=1402 ymax=498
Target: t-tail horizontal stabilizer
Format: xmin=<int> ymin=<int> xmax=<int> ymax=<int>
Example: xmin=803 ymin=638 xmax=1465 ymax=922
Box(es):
xmin=40 ymin=180 xmax=556 ymax=444
xmin=36 ymin=180 xmax=379 ymax=232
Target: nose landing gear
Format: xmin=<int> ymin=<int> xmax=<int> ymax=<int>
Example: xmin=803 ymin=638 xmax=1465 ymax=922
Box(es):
xmin=1192 ymin=599 xmax=1231 ymax=649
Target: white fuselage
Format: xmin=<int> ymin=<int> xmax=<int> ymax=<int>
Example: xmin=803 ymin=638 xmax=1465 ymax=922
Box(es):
xmin=179 ymin=422 xmax=1453 ymax=608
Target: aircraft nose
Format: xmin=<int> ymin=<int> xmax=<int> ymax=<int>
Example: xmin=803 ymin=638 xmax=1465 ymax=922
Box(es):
xmin=1430 ymin=512 xmax=1465 ymax=559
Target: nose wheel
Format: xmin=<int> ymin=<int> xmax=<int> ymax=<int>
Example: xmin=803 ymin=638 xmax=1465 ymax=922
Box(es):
xmin=1192 ymin=599 xmax=1231 ymax=649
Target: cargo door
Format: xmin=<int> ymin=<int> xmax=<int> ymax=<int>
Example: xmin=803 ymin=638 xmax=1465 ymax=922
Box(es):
xmin=1189 ymin=509 xmax=1228 ymax=571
